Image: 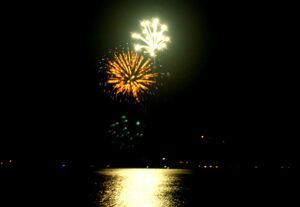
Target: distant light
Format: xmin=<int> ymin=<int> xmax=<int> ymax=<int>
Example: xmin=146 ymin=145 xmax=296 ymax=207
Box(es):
xmin=280 ymin=166 xmax=284 ymax=168
xmin=164 ymin=165 xmax=167 ymax=169
xmin=209 ymin=165 xmax=213 ymax=168
xmin=204 ymin=165 xmax=207 ymax=168
xmin=146 ymin=166 xmax=149 ymax=168
xmin=198 ymin=165 xmax=201 ymax=168
xmin=201 ymin=135 xmax=205 ymax=139
xmin=254 ymin=165 xmax=258 ymax=168
xmin=106 ymin=164 xmax=110 ymax=168
xmin=185 ymin=161 xmax=189 ymax=164
xmin=162 ymin=157 xmax=166 ymax=161
xmin=61 ymin=164 xmax=66 ymax=168
xmin=215 ymin=166 xmax=219 ymax=168
xmin=179 ymin=161 xmax=184 ymax=164
xmin=136 ymin=121 xmax=140 ymax=126
xmin=9 ymin=160 xmax=12 ymax=163
xmin=121 ymin=115 xmax=126 ymax=119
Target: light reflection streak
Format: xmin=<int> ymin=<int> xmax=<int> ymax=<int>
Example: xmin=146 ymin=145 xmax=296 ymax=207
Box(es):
xmin=96 ymin=168 xmax=193 ymax=207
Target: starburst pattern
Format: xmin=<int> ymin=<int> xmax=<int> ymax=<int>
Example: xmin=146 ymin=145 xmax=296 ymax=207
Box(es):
xmin=106 ymin=48 xmax=158 ymax=102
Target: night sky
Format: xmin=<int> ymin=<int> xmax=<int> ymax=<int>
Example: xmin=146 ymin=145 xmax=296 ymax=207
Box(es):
xmin=2 ymin=0 xmax=296 ymax=167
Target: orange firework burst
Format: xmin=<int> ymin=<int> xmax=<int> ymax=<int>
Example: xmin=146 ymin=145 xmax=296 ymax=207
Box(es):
xmin=106 ymin=48 xmax=157 ymax=102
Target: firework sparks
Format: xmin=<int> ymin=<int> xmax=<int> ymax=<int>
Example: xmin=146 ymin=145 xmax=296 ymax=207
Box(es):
xmin=106 ymin=48 xmax=158 ymax=102
xmin=131 ymin=18 xmax=170 ymax=57
xmin=107 ymin=115 xmax=145 ymax=150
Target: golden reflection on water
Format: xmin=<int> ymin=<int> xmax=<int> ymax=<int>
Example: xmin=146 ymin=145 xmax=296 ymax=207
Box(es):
xmin=96 ymin=168 xmax=193 ymax=207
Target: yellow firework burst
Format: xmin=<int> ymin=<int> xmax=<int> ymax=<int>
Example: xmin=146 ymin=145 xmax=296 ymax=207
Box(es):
xmin=132 ymin=18 xmax=170 ymax=57
xmin=106 ymin=48 xmax=158 ymax=101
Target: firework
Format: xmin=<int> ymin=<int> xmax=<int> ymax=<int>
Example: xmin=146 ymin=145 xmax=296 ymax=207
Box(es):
xmin=131 ymin=18 xmax=170 ymax=57
xmin=99 ymin=44 xmax=164 ymax=103
xmin=107 ymin=115 xmax=145 ymax=150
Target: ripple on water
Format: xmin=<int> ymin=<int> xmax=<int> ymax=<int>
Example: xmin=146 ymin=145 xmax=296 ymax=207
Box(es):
xmin=93 ymin=168 xmax=194 ymax=207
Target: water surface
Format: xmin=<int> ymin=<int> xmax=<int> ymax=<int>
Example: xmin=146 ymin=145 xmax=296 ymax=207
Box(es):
xmin=93 ymin=168 xmax=194 ymax=207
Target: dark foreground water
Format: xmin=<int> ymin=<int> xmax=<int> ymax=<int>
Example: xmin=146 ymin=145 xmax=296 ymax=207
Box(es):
xmin=90 ymin=168 xmax=197 ymax=207
xmin=87 ymin=168 xmax=296 ymax=206
xmin=1 ymin=168 xmax=295 ymax=206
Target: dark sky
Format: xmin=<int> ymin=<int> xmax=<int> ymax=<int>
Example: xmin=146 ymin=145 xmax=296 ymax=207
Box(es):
xmin=2 ymin=0 xmax=297 ymax=164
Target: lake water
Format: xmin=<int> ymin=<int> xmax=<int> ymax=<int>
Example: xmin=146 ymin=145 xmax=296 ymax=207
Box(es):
xmin=91 ymin=168 xmax=196 ymax=207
